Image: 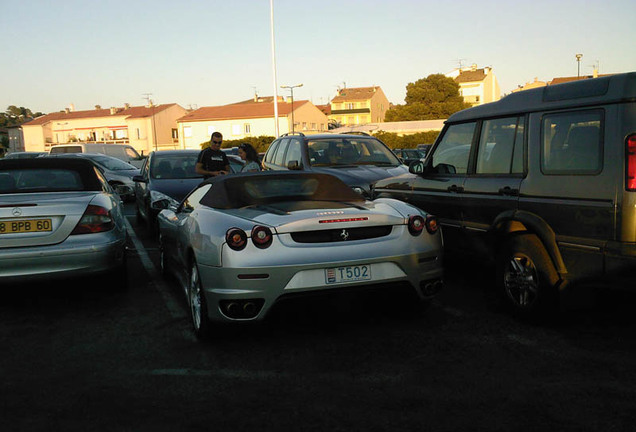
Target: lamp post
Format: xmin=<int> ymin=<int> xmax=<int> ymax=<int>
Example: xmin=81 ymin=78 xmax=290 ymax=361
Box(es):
xmin=280 ymin=83 xmax=303 ymax=133
xmin=576 ymin=53 xmax=583 ymax=78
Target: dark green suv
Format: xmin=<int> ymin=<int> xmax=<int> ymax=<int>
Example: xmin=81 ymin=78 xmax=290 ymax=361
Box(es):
xmin=374 ymin=72 xmax=636 ymax=317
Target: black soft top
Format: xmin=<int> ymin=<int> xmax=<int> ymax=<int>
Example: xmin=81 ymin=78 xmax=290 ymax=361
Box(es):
xmin=200 ymin=171 xmax=364 ymax=209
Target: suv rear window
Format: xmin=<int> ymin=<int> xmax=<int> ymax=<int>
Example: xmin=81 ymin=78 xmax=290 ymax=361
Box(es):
xmin=541 ymin=110 xmax=603 ymax=174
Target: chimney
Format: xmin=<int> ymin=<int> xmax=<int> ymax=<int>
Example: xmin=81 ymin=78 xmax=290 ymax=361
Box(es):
xmin=124 ymin=103 xmax=130 ymax=109
xmin=95 ymin=105 xmax=102 ymax=109
xmin=471 ymin=64 xmax=477 ymax=71
xmin=593 ymin=68 xmax=598 ymax=78
xmin=110 ymin=107 xmax=118 ymax=115
xmin=65 ymin=108 xmax=70 ymax=114
xmin=69 ymin=104 xmax=75 ymax=112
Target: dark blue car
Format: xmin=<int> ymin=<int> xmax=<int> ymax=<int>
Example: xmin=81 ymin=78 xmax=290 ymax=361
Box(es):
xmin=133 ymin=149 xmax=243 ymax=232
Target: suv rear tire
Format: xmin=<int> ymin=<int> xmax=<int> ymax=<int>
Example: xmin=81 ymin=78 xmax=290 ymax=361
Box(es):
xmin=497 ymin=234 xmax=559 ymax=319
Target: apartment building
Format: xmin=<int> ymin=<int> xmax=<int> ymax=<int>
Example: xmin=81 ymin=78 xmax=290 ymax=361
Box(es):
xmin=21 ymin=103 xmax=188 ymax=155
xmin=446 ymin=65 xmax=501 ymax=106
xmin=177 ymin=97 xmax=328 ymax=149
xmin=329 ymin=86 xmax=390 ymax=126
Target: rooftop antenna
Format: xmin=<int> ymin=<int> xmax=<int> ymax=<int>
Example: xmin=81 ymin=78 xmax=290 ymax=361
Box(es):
xmin=454 ymin=58 xmax=466 ymax=70
xmin=142 ymin=93 xmax=153 ymax=106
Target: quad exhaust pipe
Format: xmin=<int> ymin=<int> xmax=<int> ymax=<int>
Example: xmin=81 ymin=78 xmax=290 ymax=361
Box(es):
xmin=421 ymin=279 xmax=444 ymax=296
xmin=220 ymin=299 xmax=264 ymax=319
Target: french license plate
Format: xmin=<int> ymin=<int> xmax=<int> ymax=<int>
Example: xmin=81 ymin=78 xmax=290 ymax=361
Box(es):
xmin=0 ymin=219 xmax=53 ymax=234
xmin=325 ymin=265 xmax=371 ymax=284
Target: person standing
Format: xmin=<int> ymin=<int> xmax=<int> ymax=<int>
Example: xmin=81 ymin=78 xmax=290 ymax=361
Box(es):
xmin=196 ymin=132 xmax=230 ymax=179
xmin=238 ymin=143 xmax=262 ymax=172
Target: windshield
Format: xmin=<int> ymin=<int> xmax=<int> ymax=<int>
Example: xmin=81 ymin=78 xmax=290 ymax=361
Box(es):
xmin=89 ymin=155 xmax=137 ymax=171
xmin=307 ymin=137 xmax=400 ymax=167
xmin=151 ymin=154 xmax=203 ymax=179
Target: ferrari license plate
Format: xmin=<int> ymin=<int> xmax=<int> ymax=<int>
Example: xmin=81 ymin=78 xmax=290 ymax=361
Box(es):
xmin=325 ymin=265 xmax=371 ymax=284
xmin=0 ymin=219 xmax=53 ymax=235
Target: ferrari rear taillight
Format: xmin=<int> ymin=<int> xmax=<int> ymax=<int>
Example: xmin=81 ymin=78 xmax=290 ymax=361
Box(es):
xmin=226 ymin=228 xmax=247 ymax=251
xmin=627 ymin=134 xmax=636 ymax=191
xmin=425 ymin=215 xmax=439 ymax=234
xmin=408 ymin=215 xmax=425 ymax=236
xmin=251 ymin=226 xmax=273 ymax=249
xmin=71 ymin=205 xmax=114 ymax=235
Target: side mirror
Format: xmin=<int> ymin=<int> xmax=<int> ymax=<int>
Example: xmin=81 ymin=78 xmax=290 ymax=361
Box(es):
xmin=408 ymin=160 xmax=426 ymax=174
xmin=287 ymin=160 xmax=302 ymax=170
xmin=112 ymin=184 xmax=132 ymax=196
xmin=132 ymin=174 xmax=147 ymax=183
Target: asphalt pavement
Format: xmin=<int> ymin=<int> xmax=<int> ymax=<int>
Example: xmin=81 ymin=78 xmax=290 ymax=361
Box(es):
xmin=1 ymin=203 xmax=635 ymax=432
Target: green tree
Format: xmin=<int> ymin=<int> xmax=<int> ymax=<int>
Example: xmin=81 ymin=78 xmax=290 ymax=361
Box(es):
xmin=199 ymin=135 xmax=275 ymax=153
xmin=1 ymin=105 xmax=45 ymax=127
xmin=384 ymin=74 xmax=471 ymax=121
xmin=373 ymin=131 xmax=440 ymax=149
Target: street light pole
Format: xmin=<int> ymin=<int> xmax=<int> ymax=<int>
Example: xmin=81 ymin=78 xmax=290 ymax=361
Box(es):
xmin=280 ymin=83 xmax=303 ymax=133
xmin=576 ymin=53 xmax=583 ymax=78
xmin=270 ymin=0 xmax=280 ymax=137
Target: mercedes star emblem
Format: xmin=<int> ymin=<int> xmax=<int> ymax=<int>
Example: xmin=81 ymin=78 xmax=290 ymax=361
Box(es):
xmin=12 ymin=207 xmax=22 ymax=217
xmin=339 ymin=229 xmax=349 ymax=241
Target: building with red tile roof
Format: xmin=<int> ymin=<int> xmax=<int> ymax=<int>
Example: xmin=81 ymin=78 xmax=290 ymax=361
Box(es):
xmin=329 ymin=86 xmax=390 ymax=127
xmin=446 ymin=65 xmax=501 ymax=106
xmin=176 ymin=98 xmax=328 ymax=149
xmin=20 ymin=103 xmax=188 ymax=154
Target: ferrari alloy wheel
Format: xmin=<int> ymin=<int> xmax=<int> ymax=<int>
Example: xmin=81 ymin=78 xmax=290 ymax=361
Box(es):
xmin=189 ymin=260 xmax=211 ymax=339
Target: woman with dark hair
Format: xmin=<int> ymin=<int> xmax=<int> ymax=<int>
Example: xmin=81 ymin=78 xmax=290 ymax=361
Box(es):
xmin=238 ymin=143 xmax=261 ymax=172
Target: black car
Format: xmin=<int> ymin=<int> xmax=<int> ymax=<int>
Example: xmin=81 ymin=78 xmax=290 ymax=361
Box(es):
xmin=261 ymin=133 xmax=408 ymax=198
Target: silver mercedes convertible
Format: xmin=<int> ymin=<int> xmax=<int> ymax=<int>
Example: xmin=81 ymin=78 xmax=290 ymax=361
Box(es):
xmin=157 ymin=171 xmax=443 ymax=338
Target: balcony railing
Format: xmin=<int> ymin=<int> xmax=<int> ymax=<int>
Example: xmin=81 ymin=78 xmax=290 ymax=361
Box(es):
xmin=330 ymin=108 xmax=371 ymax=115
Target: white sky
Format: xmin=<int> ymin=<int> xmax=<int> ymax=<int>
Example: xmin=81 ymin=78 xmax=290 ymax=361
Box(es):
xmin=2 ymin=0 xmax=635 ymax=114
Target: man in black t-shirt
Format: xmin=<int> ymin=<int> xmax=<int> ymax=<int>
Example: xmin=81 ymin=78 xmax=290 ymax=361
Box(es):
xmin=196 ymin=132 xmax=230 ymax=179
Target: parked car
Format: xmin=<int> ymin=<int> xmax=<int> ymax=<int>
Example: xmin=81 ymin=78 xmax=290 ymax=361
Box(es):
xmin=133 ymin=150 xmax=203 ymax=231
xmin=0 ymin=157 xmax=128 ymax=287
xmin=49 ymin=143 xmax=145 ymax=168
xmin=46 ymin=152 xmax=140 ymax=201
xmin=157 ymin=171 xmax=443 ymax=339
xmin=374 ymin=72 xmax=636 ymax=318
xmin=4 ymin=151 xmax=48 ymax=159
xmin=261 ymin=133 xmax=408 ymax=198
xmin=393 ymin=148 xmax=427 ymax=166
xmin=133 ymin=149 xmax=244 ymax=231
xmin=416 ymin=143 xmax=433 ymax=155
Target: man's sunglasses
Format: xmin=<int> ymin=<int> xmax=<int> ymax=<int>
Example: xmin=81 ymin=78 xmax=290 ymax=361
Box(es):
xmin=211 ymin=140 xmax=222 ymax=144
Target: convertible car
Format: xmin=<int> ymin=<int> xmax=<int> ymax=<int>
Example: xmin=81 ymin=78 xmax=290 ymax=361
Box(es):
xmin=0 ymin=158 xmax=128 ymax=287
xmin=157 ymin=171 xmax=443 ymax=338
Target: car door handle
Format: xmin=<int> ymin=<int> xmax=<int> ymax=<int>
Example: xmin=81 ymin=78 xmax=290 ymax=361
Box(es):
xmin=447 ymin=185 xmax=464 ymax=193
xmin=498 ymin=186 xmax=519 ymax=196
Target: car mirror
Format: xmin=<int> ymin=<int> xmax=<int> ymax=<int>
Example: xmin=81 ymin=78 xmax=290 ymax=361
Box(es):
xmin=287 ymin=160 xmax=302 ymax=170
xmin=408 ymin=160 xmax=427 ymax=174
xmin=112 ymin=184 xmax=132 ymax=196
xmin=132 ymin=174 xmax=146 ymax=183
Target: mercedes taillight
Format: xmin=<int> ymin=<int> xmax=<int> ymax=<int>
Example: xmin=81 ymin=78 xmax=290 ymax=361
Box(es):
xmin=71 ymin=205 xmax=114 ymax=235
